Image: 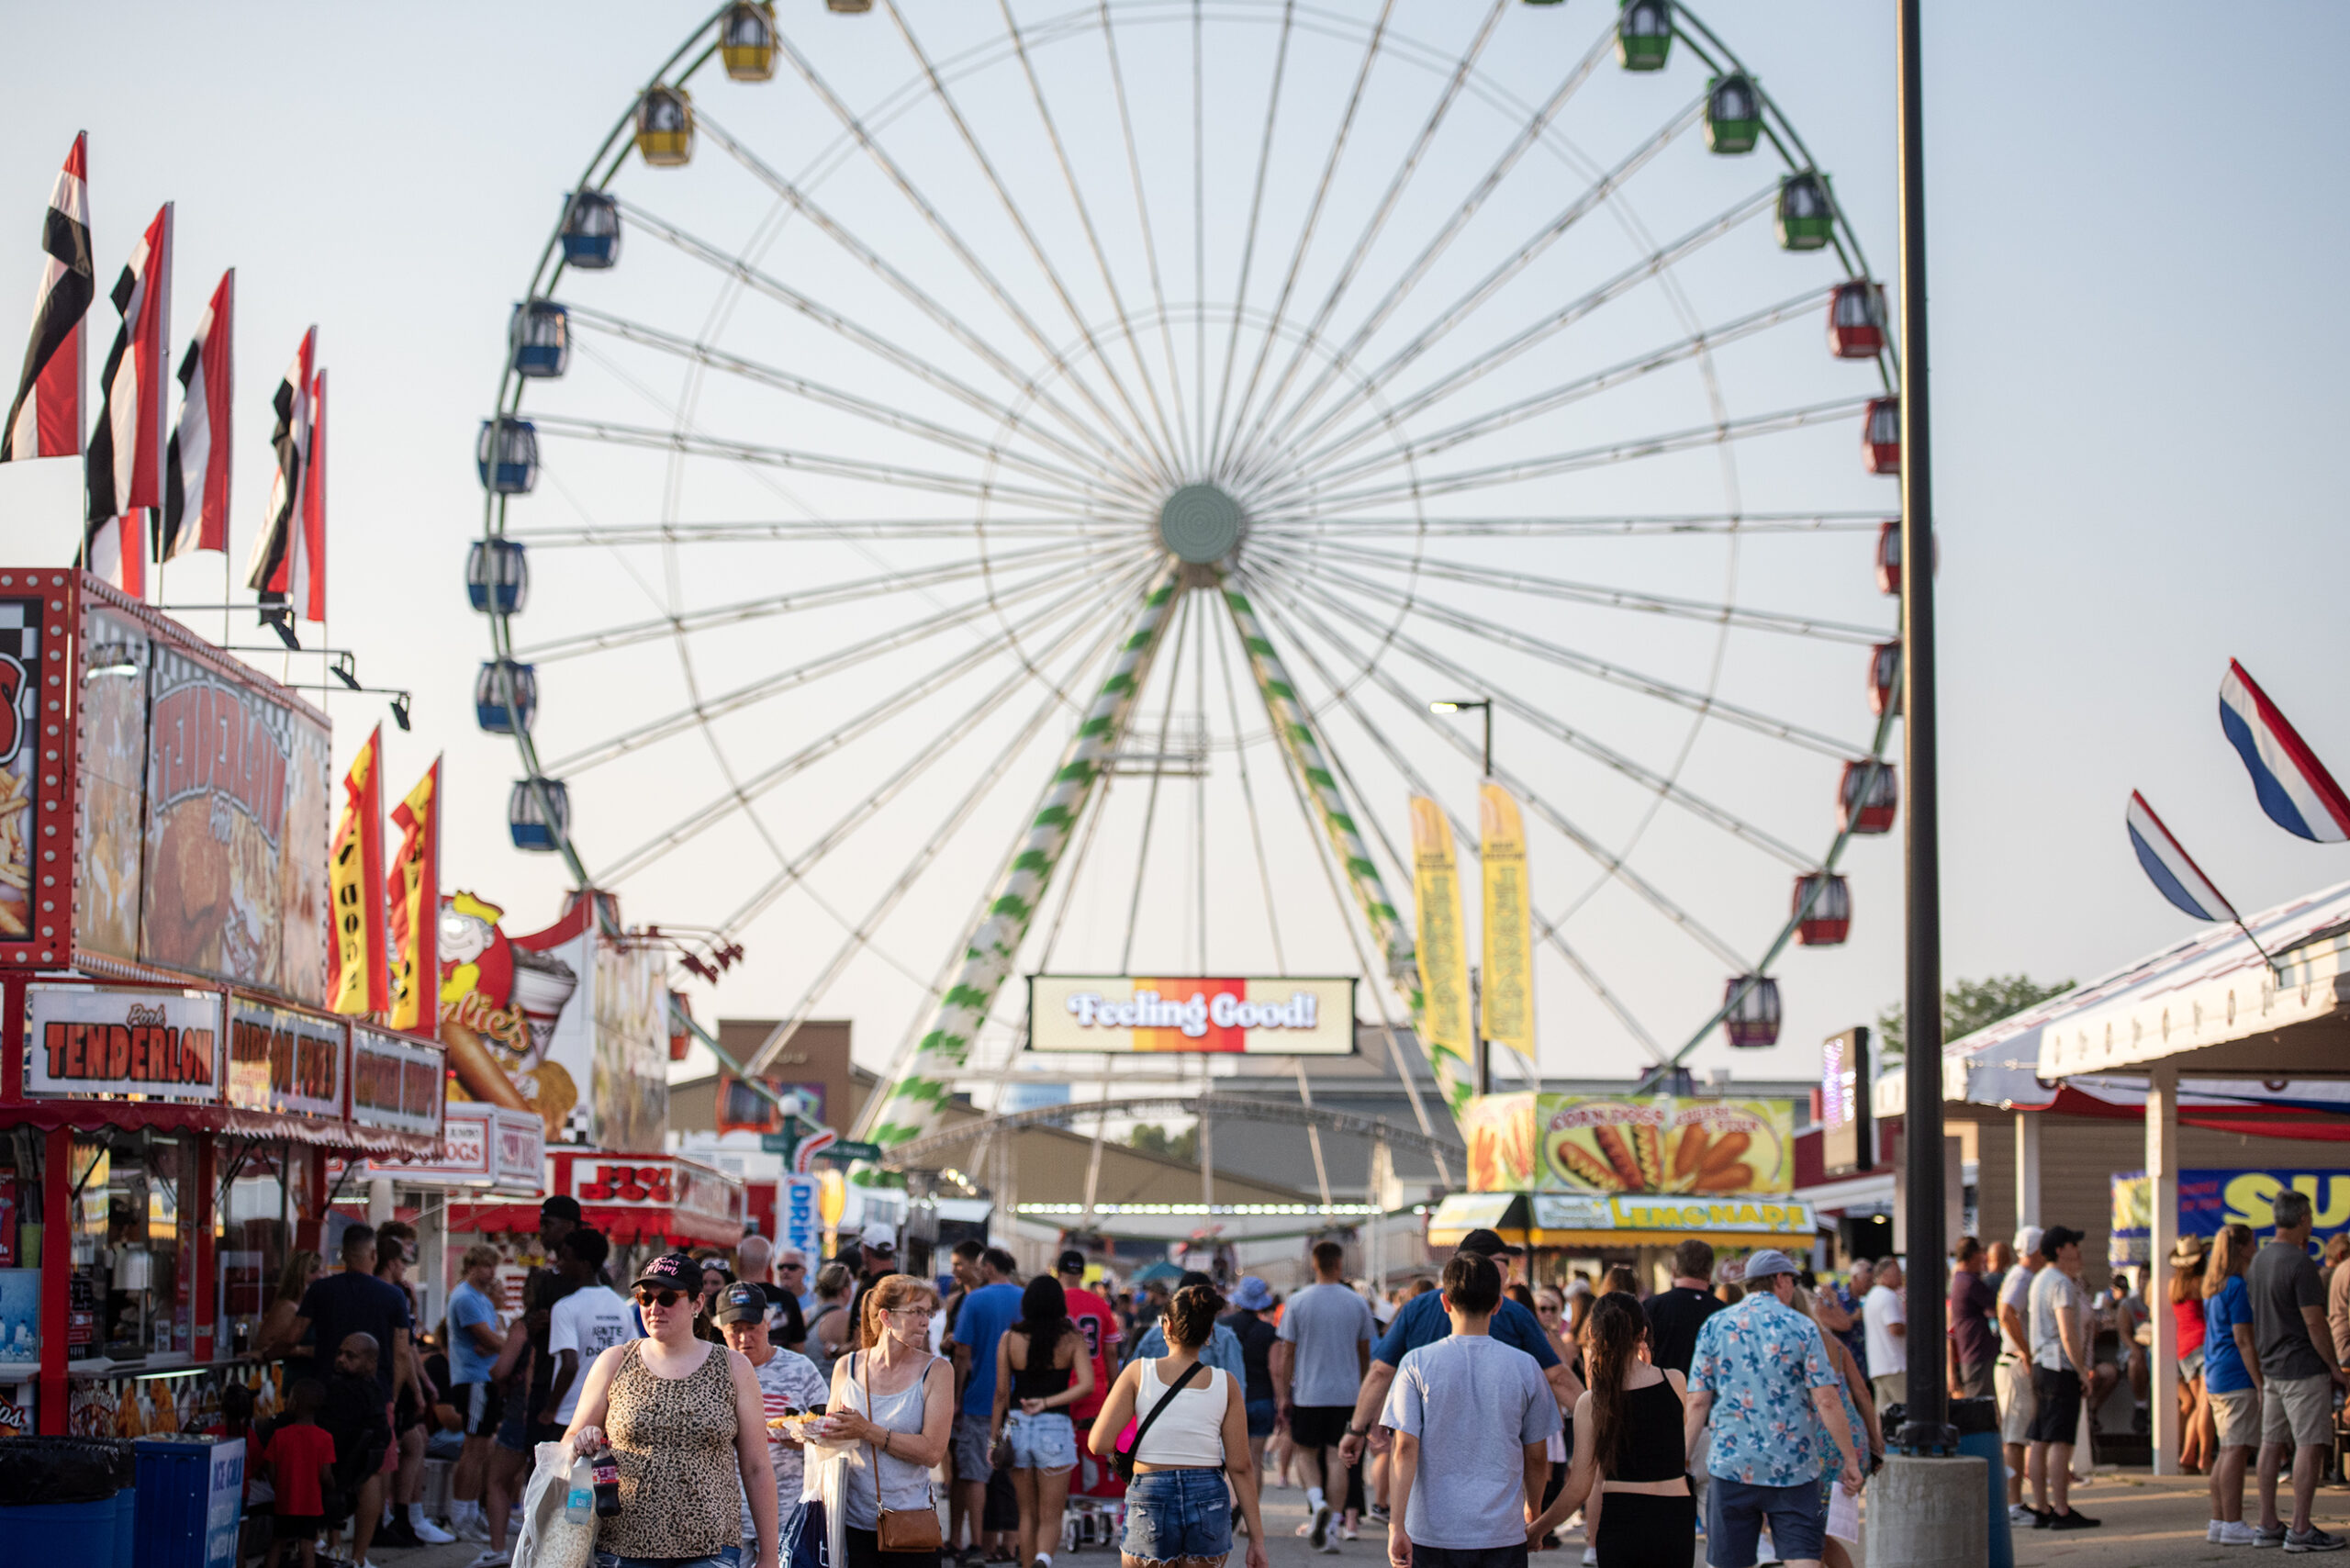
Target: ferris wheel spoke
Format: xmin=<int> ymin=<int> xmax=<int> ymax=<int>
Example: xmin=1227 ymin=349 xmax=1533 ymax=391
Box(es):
xmin=1246 ymin=577 xmax=1757 ymax=970
xmin=1292 ymin=283 xmax=1840 ymax=489
xmin=517 ymin=536 xmax=1138 ymax=663
xmin=1209 ymin=588 xmax=1288 ymax=973
xmin=992 ymin=0 xmax=1189 ymax=475
xmin=614 ymin=196 xmax=1152 ymax=488
xmin=1117 ymin=590 xmax=1198 ymax=970
xmin=545 ymin=562 xmax=1125 ymax=775
xmin=1225 ymin=0 xmax=1508 ymax=470
xmin=1272 ymin=537 xmax=1886 ymax=645
xmin=564 ymin=301 xmax=1148 ymax=503
xmin=705 ymin=555 xmax=1153 ymax=931
xmin=1247 ymin=24 xmax=1615 ymax=462
xmin=1261 ymin=396 xmax=1875 ymax=516
xmin=1274 ymin=142 xmax=1748 ymax=469
xmin=1095 ymin=0 xmax=1194 ymax=476
xmin=1264 ymin=549 xmax=1865 ymax=763
xmin=505 ymin=517 xmax=1132 ymax=547
xmin=1209 ymin=0 xmax=1397 ymax=481
xmin=1252 ymin=512 xmax=1887 ymax=539
xmin=529 ymin=411 xmax=1141 ymax=515
xmin=1265 ymin=569 xmax=1819 ymax=870
xmin=774 ymin=27 xmax=1171 ymax=488
xmin=1203 ymin=0 xmax=1296 ymax=482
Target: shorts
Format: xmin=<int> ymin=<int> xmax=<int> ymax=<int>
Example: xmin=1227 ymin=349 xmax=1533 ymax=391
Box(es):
xmin=274 ymin=1513 xmax=325 ymax=1542
xmin=1955 ymin=1359 xmax=1994 ymax=1400
xmin=1289 ymin=1405 xmax=1353 ymax=1450
xmin=382 ymin=1401 xmax=403 ymax=1474
xmin=458 ymin=1381 xmax=505 ymax=1438
xmin=596 ymin=1553 xmax=739 ymax=1568
xmin=2026 ymin=1366 xmax=2082 ymax=1445
xmin=1995 ymin=1359 xmax=2036 ymax=1445
xmin=496 ymin=1390 xmax=532 ymax=1454
xmin=2263 ymin=1372 xmax=2333 ymax=1449
xmin=984 ymin=1463 xmax=1018 ymax=1531
xmin=1413 ymin=1546 xmax=1530 ymax=1568
xmin=1869 ymin=1372 xmax=1906 ymax=1414
xmin=1123 ymin=1466 xmax=1233 ymax=1562
xmin=2179 ymin=1345 xmax=2206 ymax=1383
xmin=1705 ymin=1476 xmax=1824 ymax=1568
xmin=1595 ymin=1490 xmax=1695 ymax=1568
xmin=2212 ymin=1385 xmax=2261 ymax=1449
xmin=1005 ymin=1409 xmax=1077 ymax=1473
xmin=1245 ymin=1398 xmax=1277 ymax=1439
xmin=952 ymin=1409 xmax=997 ymax=1481
xmin=845 ymin=1527 xmax=937 ymax=1568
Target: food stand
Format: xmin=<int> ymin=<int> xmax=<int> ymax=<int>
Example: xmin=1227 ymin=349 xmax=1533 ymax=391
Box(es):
xmin=1445 ymin=1091 xmax=1820 ymax=1283
xmin=338 ymin=1101 xmax=546 ymax=1328
xmin=0 ymin=569 xmax=447 ymax=1435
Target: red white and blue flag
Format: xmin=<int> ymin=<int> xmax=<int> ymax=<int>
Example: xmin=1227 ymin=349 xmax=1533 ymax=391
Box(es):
xmin=2127 ymin=790 xmax=2237 ymax=924
xmin=83 ymin=202 xmax=174 ymax=596
xmin=1 ymin=133 xmax=93 ymax=464
xmin=159 ymin=267 xmax=233 ymax=561
xmin=2219 ymin=660 xmax=2350 ymax=844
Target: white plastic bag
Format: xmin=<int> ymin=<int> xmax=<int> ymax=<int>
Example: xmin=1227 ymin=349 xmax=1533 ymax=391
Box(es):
xmin=2070 ymin=1400 xmax=2096 ymax=1483
xmin=512 ymin=1441 xmax=596 ymax=1568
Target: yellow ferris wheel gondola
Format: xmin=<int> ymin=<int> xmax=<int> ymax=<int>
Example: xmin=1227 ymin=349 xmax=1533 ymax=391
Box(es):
xmin=635 ymin=86 xmax=694 ymax=167
xmin=721 ymin=3 xmax=778 ymax=81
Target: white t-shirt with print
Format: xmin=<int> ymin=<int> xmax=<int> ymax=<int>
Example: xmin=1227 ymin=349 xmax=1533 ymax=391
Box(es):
xmin=1863 ymin=1282 xmax=1908 ymax=1377
xmin=741 ymin=1347 xmax=830 ymax=1540
xmin=548 ymin=1284 xmax=642 ymax=1421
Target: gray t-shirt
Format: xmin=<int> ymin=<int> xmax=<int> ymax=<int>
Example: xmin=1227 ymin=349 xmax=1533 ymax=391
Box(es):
xmin=1277 ymin=1282 xmax=1376 ymax=1408
xmin=2028 ymin=1266 xmax=2088 ymax=1372
xmin=1382 ymin=1335 xmax=1559 ymax=1551
xmin=2249 ymin=1239 xmax=2329 ymax=1382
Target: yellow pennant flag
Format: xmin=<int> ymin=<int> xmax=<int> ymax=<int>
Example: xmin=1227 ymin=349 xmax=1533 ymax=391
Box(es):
xmin=1480 ymin=782 xmax=1535 ymax=1064
xmin=1408 ymin=797 xmax=1474 ymax=1067
xmin=384 ymin=757 xmax=441 ymax=1032
xmin=328 ymin=726 xmax=388 ymax=1016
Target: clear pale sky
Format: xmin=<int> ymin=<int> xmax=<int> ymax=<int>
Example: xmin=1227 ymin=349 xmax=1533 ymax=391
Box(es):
xmin=2 ymin=2 xmax=2344 ymax=1096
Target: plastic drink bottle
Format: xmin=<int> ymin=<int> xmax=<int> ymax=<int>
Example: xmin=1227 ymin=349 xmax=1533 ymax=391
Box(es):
xmin=565 ymin=1454 xmax=595 ymax=1524
xmin=592 ymin=1443 xmax=621 ymax=1517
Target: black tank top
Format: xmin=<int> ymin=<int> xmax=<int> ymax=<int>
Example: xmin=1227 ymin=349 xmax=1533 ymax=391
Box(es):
xmin=1013 ymin=1327 xmax=1073 ymax=1401
xmin=1608 ymin=1378 xmax=1686 ymax=1483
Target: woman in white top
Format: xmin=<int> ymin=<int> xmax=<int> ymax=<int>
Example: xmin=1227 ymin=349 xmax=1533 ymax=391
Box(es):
xmin=1090 ymin=1283 xmax=1268 ymax=1568
xmin=818 ymin=1274 xmax=954 ymax=1568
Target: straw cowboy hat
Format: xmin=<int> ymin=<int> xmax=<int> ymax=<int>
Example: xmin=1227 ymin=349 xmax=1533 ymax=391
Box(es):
xmin=2170 ymin=1234 xmax=2210 ymax=1267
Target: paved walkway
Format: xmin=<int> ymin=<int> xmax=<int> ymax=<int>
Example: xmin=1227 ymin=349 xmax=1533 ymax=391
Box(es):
xmin=354 ymin=1467 xmax=2344 ymax=1568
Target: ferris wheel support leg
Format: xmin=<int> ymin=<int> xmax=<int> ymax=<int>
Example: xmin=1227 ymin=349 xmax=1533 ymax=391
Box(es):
xmin=862 ymin=558 xmax=1188 ymax=1150
xmin=1219 ymin=580 xmax=1475 ymax=1128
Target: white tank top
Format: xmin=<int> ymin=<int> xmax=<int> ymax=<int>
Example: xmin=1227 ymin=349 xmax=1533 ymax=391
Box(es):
xmin=1133 ymin=1358 xmax=1231 ymax=1468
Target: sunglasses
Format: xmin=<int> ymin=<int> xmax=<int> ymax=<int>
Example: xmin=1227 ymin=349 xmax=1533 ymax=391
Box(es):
xmin=779 ymin=1262 xmax=806 ymax=1271
xmin=634 ymin=1287 xmax=687 ymax=1307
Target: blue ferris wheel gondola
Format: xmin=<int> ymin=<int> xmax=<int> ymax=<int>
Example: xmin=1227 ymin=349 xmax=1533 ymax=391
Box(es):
xmin=466 ymin=538 xmax=529 ymax=614
xmin=477 ymin=418 xmax=539 ymax=494
xmin=509 ymin=301 xmax=570 ymax=379
xmin=475 ymin=660 xmax=538 ymax=734
xmin=509 ymin=778 xmax=570 ymax=852
xmin=560 ymin=190 xmax=621 ymax=269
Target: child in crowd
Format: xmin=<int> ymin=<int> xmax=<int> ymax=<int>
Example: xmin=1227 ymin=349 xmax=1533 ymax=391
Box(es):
xmin=262 ymin=1380 xmax=338 ymax=1568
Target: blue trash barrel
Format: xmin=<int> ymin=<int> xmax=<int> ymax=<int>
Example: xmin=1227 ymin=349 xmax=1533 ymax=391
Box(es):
xmin=133 ymin=1437 xmax=245 ymax=1568
xmin=114 ymin=1484 xmax=138 ymax=1568
xmin=0 ymin=1436 xmax=138 ymax=1562
xmin=1952 ymin=1396 xmax=2014 ymax=1568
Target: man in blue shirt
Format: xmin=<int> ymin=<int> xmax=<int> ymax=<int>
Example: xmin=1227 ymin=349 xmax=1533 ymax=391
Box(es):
xmin=1338 ymin=1230 xmax=1574 ymax=1469
xmin=443 ymin=1244 xmax=507 ymax=1544
xmin=1126 ymin=1271 xmax=1248 ymax=1383
xmin=946 ymin=1247 xmax=1023 ymax=1568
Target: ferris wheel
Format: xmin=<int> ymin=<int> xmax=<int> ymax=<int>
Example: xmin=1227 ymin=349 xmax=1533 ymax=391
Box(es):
xmin=468 ymin=0 xmax=1905 ymax=1152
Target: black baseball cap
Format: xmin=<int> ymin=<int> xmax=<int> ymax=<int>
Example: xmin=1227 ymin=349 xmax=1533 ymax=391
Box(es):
xmin=540 ymin=1195 xmax=582 ymax=1223
xmin=2041 ymin=1226 xmax=2086 ymax=1254
xmin=713 ymin=1282 xmax=768 ymax=1327
xmin=1458 ymin=1227 xmax=1526 ymax=1259
xmin=1057 ymin=1249 xmax=1089 ymax=1276
xmin=631 ymin=1250 xmax=700 ymax=1293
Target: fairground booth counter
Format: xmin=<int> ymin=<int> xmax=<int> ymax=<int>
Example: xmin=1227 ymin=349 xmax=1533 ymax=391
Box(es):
xmin=1438 ymin=1091 xmax=1819 ymax=1284
xmin=0 ymin=568 xmax=447 ymax=1435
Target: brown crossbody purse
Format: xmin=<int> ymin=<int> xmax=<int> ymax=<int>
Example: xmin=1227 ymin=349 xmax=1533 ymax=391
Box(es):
xmin=859 ymin=1351 xmax=945 ymax=1553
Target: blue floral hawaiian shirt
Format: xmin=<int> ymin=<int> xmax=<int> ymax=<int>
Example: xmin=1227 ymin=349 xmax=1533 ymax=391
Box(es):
xmin=1688 ymin=1292 xmax=1850 ymax=1488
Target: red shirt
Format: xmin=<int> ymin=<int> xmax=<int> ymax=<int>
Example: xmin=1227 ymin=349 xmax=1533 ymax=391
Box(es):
xmin=2174 ymin=1295 xmax=2208 ymax=1357
xmin=264 ymin=1421 xmax=337 ymax=1517
xmin=1062 ymin=1286 xmax=1122 ymax=1422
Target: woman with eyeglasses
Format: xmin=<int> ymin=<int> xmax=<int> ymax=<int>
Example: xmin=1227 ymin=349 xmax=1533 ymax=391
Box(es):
xmin=818 ymin=1273 xmax=954 ymax=1568
xmin=1531 ymin=1288 xmax=1576 ymax=1548
xmin=564 ymin=1251 xmax=780 ymax=1568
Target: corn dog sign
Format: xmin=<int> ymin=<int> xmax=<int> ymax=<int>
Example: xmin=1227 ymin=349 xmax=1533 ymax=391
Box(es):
xmin=1463 ymin=1092 xmax=1793 ymax=1194
xmin=1027 ymin=976 xmax=1357 ymax=1055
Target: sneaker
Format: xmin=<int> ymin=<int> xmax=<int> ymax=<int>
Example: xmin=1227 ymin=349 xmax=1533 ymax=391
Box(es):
xmin=2224 ymin=1523 xmax=2265 ymax=1546
xmin=412 ymin=1517 xmax=456 ymax=1546
xmin=957 ymin=1551 xmax=984 ymax=1568
xmin=453 ymin=1509 xmax=491 ymax=1544
xmin=2218 ymin=1521 xmax=2236 ymax=1543
xmin=466 ymin=1551 xmax=509 ymax=1568
xmin=2286 ymin=1528 xmax=2348 ymax=1553
xmin=2259 ymin=1525 xmax=2294 ymax=1548
xmin=2031 ymin=1509 xmax=2056 ymax=1529
xmin=375 ymin=1518 xmax=421 ymax=1549
xmin=1318 ymin=1540 xmax=1343 ymax=1557
xmin=1365 ymin=1506 xmax=1389 ymax=1525
xmin=1310 ymin=1505 xmax=1333 ymax=1550
xmin=2046 ymin=1510 xmax=2101 ymax=1531
xmin=1342 ymin=1527 xmax=1360 ymax=1541
xmin=1582 ymin=1549 xmax=1598 ymax=1567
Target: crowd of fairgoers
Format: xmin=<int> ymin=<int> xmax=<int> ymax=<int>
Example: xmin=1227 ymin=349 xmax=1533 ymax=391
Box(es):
xmin=220 ymin=1186 xmax=2350 ymax=1568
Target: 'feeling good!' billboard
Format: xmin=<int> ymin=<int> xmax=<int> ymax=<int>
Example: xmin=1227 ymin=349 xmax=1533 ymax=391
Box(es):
xmin=1027 ymin=976 xmax=1356 ymax=1055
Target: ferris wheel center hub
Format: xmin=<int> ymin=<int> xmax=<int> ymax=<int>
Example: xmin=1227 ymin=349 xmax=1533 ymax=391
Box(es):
xmin=1158 ymin=484 xmax=1244 ymax=565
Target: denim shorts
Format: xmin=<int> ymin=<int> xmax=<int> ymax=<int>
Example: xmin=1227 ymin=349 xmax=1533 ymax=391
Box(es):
xmin=1245 ymin=1398 xmax=1278 ymax=1439
xmin=1006 ymin=1409 xmax=1078 ymax=1473
xmin=1124 ymin=1466 xmax=1232 ymax=1562
xmin=596 ymin=1552 xmax=741 ymax=1568
xmin=1706 ymin=1476 xmax=1825 ymax=1568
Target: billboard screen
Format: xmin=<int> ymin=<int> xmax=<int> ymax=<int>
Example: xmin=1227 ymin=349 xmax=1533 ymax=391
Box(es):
xmin=1026 ymin=976 xmax=1356 ymax=1055
xmin=1463 ymin=1092 xmax=1796 ymax=1195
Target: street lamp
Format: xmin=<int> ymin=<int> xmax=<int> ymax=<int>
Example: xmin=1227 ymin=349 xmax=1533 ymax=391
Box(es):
xmin=1429 ymin=698 xmax=1494 ymax=777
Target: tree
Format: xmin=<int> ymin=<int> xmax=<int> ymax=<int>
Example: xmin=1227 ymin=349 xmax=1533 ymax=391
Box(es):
xmin=1876 ymin=973 xmax=2075 ymax=1065
xmin=1126 ymin=1122 xmax=1199 ymax=1163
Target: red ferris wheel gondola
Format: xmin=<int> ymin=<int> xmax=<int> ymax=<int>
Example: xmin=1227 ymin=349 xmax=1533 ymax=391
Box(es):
xmin=1863 ymin=396 xmax=1900 ymax=475
xmin=1722 ymin=975 xmax=1782 ymax=1048
xmin=1838 ymin=760 xmax=1898 ymax=835
xmin=1829 ymin=281 xmax=1886 ymax=359
xmin=1792 ymin=872 xmax=1851 ymax=946
xmin=1867 ymin=640 xmax=1900 ymax=716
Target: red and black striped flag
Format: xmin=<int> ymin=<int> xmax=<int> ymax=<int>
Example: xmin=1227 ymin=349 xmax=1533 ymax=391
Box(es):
xmin=2 ymin=132 xmax=94 ymax=463
xmin=83 ymin=202 xmax=173 ymax=595
xmin=159 ymin=268 xmax=233 ymax=561
xmin=246 ymin=327 xmax=319 ymax=619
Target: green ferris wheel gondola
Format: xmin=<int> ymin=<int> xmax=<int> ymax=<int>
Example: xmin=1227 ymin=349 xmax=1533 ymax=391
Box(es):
xmin=1617 ymin=0 xmax=1673 ymax=71
xmin=1777 ymin=171 xmax=1837 ymax=252
xmin=1706 ymin=73 xmax=1762 ymax=154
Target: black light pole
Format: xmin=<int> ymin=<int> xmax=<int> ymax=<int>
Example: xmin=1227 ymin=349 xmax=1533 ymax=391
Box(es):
xmin=1431 ymin=698 xmax=1494 ymax=777
xmin=1895 ymin=0 xmax=1954 ymax=1456
xmin=1432 ymin=697 xmax=1495 ymax=1091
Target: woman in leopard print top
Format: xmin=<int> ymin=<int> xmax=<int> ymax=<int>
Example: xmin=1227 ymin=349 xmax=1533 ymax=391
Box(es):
xmin=566 ymin=1250 xmax=780 ymax=1568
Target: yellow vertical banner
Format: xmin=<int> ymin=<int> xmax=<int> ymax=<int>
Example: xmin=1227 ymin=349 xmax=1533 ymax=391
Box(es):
xmin=1480 ymin=782 xmax=1535 ymax=1065
xmin=1408 ymin=797 xmax=1474 ymax=1068
xmin=384 ymin=757 xmax=441 ymax=1032
xmin=327 ymin=726 xmax=387 ymax=1016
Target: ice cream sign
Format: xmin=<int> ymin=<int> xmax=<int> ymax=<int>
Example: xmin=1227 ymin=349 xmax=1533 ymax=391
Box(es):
xmin=1026 ymin=976 xmax=1356 ymax=1055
